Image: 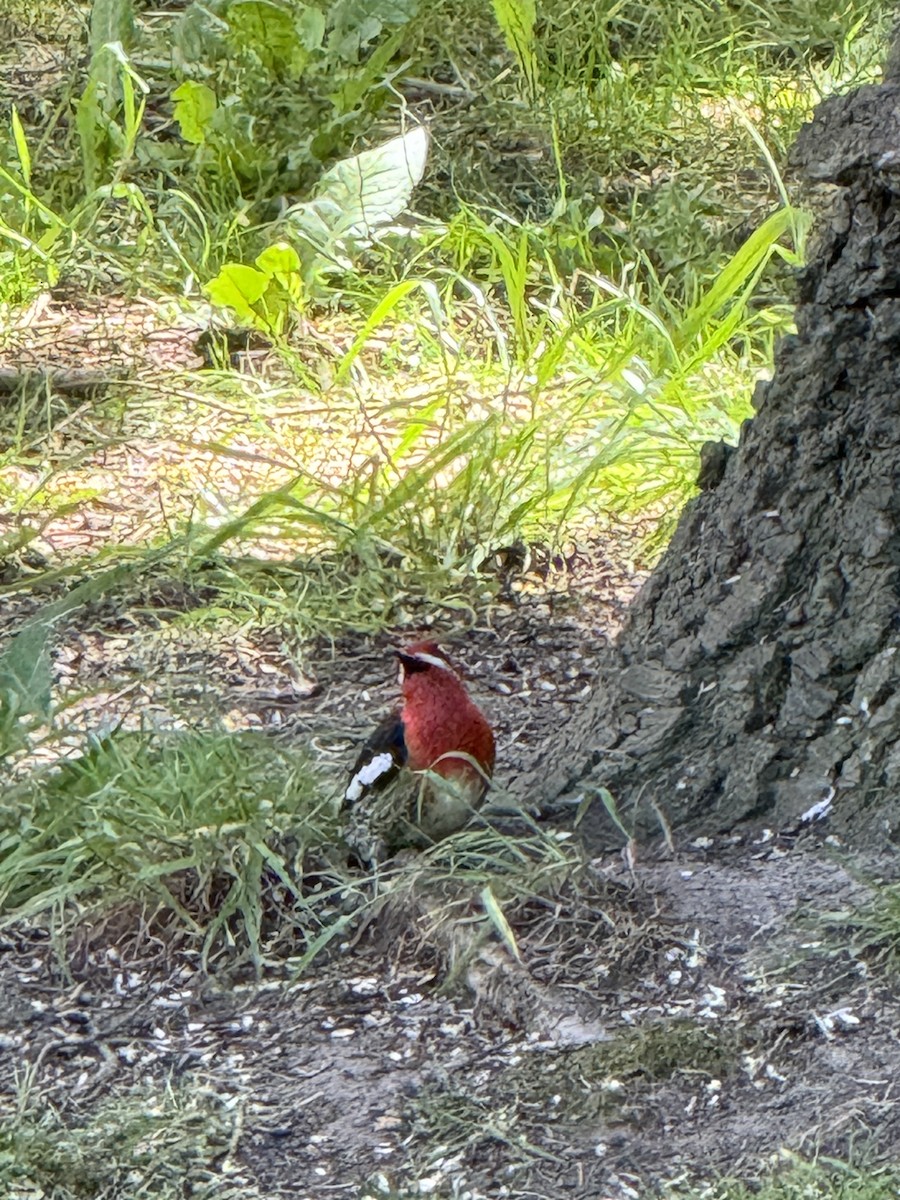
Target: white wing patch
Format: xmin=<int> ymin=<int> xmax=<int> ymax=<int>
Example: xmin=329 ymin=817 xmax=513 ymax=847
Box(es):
xmin=344 ymin=751 xmax=396 ymax=802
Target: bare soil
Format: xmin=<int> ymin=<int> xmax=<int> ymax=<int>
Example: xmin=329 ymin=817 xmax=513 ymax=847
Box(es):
xmin=2 ymin=829 xmax=898 ymax=1199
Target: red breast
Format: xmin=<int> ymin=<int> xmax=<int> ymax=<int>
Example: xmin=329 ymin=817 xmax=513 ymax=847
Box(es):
xmin=400 ymin=664 xmax=495 ymax=787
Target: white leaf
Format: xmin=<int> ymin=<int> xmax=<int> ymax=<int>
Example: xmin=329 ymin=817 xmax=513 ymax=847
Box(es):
xmin=288 ymin=125 xmax=430 ymax=256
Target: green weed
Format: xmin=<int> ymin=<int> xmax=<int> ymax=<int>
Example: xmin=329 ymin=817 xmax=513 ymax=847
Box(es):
xmin=819 ymin=880 xmax=900 ymax=977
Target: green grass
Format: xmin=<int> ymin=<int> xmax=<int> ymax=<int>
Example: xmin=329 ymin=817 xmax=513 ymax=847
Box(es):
xmin=0 ymin=725 xmax=349 ymax=972
xmin=0 ymin=192 xmax=799 ymax=618
xmin=819 ymin=879 xmax=900 ymax=977
xmin=666 ymin=1161 xmax=900 ymax=1200
xmin=0 ymin=633 xmax=588 ymax=973
xmin=0 ymin=1077 xmax=254 ymax=1199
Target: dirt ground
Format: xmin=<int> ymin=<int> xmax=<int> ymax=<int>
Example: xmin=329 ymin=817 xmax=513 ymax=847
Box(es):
xmin=3 ymin=554 xmax=900 ymax=1199
xmin=3 ymin=828 xmax=899 ymax=1198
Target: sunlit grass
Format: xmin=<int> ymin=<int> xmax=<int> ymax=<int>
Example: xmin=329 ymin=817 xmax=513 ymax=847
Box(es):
xmin=0 ymin=196 xmax=800 ymax=624
xmin=0 ymin=0 xmax=887 ymax=609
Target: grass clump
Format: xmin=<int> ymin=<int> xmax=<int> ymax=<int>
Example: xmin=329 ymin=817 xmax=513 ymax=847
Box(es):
xmin=0 ymin=727 xmax=347 ymax=972
xmin=0 ymin=1079 xmax=252 ymax=1199
xmin=138 ymin=200 xmax=798 ymax=606
xmin=488 ymin=1017 xmax=744 ymax=1124
xmin=819 ymin=880 xmax=900 ymax=977
xmin=595 ymin=1017 xmax=743 ymax=1082
xmin=665 ymin=1160 xmax=900 ymax=1200
xmin=0 ymin=711 xmax=591 ymax=976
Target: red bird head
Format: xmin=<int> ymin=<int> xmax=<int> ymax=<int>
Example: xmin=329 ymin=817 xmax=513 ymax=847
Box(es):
xmin=393 ymin=641 xmax=495 ymax=783
xmin=395 ymin=641 xmax=454 ymax=688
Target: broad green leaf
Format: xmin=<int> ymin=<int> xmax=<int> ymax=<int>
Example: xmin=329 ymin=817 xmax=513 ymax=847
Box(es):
xmin=171 ymin=80 xmax=217 ymax=145
xmin=288 ymin=126 xmax=429 ymax=268
xmin=256 ymin=241 xmax=301 ymax=279
xmin=314 ymin=125 xmax=429 ymax=239
xmin=75 ymin=77 xmax=103 ymax=193
xmin=205 ymin=264 xmax=270 ymax=323
xmin=255 ymin=242 xmax=305 ymax=314
xmin=295 ymin=4 xmax=325 ymax=50
xmin=84 ymin=1 xmax=138 ymax=135
xmin=226 ymin=0 xmax=308 ymax=77
xmin=89 ymin=0 xmax=136 ymax=57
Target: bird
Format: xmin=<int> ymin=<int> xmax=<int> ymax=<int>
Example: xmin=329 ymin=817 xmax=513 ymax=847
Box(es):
xmin=342 ymin=641 xmax=496 ymax=864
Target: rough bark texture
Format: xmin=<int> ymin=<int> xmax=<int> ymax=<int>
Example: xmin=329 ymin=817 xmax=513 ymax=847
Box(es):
xmin=551 ymin=77 xmax=900 ymax=850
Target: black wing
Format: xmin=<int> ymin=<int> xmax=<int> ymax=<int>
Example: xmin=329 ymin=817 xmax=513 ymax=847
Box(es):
xmin=343 ymin=711 xmax=407 ymax=809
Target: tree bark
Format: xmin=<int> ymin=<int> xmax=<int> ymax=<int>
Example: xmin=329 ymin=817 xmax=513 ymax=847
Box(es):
xmin=551 ymin=65 xmax=900 ymax=850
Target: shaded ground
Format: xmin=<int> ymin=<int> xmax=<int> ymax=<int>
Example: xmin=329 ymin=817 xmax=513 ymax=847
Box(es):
xmin=3 ymin=543 xmax=900 ymax=1196
xmin=3 ymin=830 xmax=899 ymax=1198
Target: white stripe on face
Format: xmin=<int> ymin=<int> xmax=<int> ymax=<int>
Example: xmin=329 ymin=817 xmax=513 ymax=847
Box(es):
xmin=409 ymin=652 xmax=452 ymax=670
xmin=344 ymin=751 xmax=395 ymax=802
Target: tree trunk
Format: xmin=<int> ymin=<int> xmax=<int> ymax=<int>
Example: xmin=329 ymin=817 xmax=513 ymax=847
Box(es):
xmin=550 ymin=61 xmax=900 ymax=850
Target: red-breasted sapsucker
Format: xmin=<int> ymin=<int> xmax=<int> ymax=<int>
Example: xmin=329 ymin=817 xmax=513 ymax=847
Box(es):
xmin=343 ymin=641 xmax=495 ymax=863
